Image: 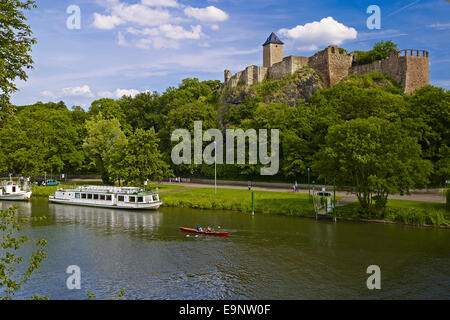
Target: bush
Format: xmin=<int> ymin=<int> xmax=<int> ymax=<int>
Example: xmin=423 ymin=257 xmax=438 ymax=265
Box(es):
xmin=354 ymin=41 xmax=398 ymax=65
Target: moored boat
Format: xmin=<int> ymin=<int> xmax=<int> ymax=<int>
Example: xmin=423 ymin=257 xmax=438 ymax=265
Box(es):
xmin=0 ymin=181 xmax=32 ymax=201
xmin=179 ymin=227 xmax=229 ymax=236
xmin=49 ymin=185 xmax=162 ymax=210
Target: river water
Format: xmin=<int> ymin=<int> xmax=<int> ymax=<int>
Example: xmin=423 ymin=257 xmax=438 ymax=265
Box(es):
xmin=1 ymin=199 xmax=449 ymax=300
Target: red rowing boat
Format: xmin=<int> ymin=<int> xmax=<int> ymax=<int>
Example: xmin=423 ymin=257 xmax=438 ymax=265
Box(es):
xmin=179 ymin=227 xmax=229 ymax=237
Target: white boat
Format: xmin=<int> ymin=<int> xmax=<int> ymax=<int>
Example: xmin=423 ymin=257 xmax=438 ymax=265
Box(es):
xmin=0 ymin=181 xmax=32 ymax=201
xmin=49 ymin=185 xmax=162 ymax=210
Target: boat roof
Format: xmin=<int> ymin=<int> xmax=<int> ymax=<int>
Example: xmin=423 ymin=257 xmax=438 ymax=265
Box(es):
xmin=58 ymin=185 xmax=157 ymax=195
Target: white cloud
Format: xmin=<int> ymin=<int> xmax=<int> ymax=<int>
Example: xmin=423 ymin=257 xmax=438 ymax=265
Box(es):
xmin=210 ymin=24 xmax=219 ymax=30
xmin=92 ymin=2 xmax=173 ymax=30
xmin=184 ymin=6 xmax=229 ymax=22
xmin=41 ymin=90 xmax=56 ymax=98
xmin=278 ymin=17 xmax=357 ymax=49
xmin=141 ymin=0 xmax=179 ymax=7
xmin=128 ymin=24 xmax=203 ymax=40
xmin=428 ymin=23 xmax=450 ymax=30
xmin=93 ymin=13 xmax=124 ymax=30
xmin=61 ymin=85 xmax=94 ymax=98
xmin=117 ymin=31 xmax=127 ymax=46
xmin=98 ymin=88 xmax=143 ymax=98
xmin=41 ymin=85 xmax=94 ymax=99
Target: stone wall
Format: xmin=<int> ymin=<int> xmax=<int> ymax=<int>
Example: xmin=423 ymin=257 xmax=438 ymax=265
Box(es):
xmin=269 ymin=56 xmax=308 ymax=79
xmin=404 ymin=51 xmax=429 ymax=94
xmin=349 ymin=50 xmax=429 ymax=93
xmin=307 ymin=48 xmax=330 ymax=87
xmin=327 ymin=47 xmax=353 ymax=86
xmin=224 ymin=46 xmax=429 ymax=94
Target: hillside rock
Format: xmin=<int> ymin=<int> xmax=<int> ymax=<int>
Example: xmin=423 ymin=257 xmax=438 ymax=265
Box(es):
xmin=220 ymin=67 xmax=324 ymax=107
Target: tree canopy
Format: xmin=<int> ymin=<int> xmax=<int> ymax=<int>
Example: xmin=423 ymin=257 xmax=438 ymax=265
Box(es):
xmin=0 ymin=0 xmax=37 ymax=124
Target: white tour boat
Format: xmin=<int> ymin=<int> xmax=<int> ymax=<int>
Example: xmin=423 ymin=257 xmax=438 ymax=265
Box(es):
xmin=49 ymin=185 xmax=162 ymax=210
xmin=0 ymin=181 xmax=32 ymax=201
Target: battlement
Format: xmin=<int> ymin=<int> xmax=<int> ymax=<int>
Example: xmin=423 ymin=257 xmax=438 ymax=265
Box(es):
xmin=224 ymin=33 xmax=430 ymax=94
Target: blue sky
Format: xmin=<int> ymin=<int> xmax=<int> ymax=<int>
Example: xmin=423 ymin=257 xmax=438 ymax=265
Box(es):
xmin=12 ymin=0 xmax=450 ymax=108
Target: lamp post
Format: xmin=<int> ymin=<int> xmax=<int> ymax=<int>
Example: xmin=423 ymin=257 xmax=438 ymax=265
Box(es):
xmin=214 ymin=141 xmax=217 ymax=195
xmin=333 ymin=176 xmax=337 ymax=222
xmin=307 ymin=168 xmax=311 ymax=200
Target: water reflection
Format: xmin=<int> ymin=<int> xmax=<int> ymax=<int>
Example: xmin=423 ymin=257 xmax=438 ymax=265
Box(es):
xmin=2 ymin=199 xmax=449 ymax=299
xmin=49 ymin=203 xmax=163 ymax=235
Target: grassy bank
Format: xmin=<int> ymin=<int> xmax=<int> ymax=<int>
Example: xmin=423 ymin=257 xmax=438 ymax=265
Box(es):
xmin=160 ymin=188 xmax=316 ymax=216
xmin=31 ymin=183 xmax=185 ymax=197
xmin=160 ymin=187 xmax=449 ymax=227
xmin=338 ymin=199 xmax=450 ymax=227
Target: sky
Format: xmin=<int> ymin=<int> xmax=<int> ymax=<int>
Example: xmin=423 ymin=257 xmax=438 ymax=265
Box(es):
xmin=11 ymin=0 xmax=450 ymax=108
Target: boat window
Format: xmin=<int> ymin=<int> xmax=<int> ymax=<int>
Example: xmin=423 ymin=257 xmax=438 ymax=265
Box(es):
xmin=93 ymin=194 xmax=99 ymax=200
xmin=106 ymin=195 xmax=112 ymax=201
xmin=87 ymin=194 xmax=93 ymax=199
xmin=12 ymin=186 xmax=16 ymax=192
xmin=118 ymin=196 xmax=124 ymax=202
xmin=129 ymin=196 xmax=136 ymax=203
xmin=75 ymin=193 xmax=81 ymax=199
xmin=81 ymin=193 xmax=87 ymax=199
xmin=99 ymin=195 xmax=105 ymax=200
xmin=137 ymin=197 xmax=143 ymax=203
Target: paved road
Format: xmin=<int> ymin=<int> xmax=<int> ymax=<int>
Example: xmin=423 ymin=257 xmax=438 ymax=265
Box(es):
xmin=66 ymin=178 xmax=445 ymax=204
xmin=157 ymin=182 xmax=446 ymax=204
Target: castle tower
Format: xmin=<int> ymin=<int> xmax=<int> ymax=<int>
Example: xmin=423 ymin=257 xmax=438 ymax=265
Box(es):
xmin=263 ymin=32 xmax=284 ymax=68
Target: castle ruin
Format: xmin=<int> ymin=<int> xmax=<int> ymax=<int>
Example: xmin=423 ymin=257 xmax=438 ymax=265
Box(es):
xmin=224 ymin=32 xmax=429 ymax=94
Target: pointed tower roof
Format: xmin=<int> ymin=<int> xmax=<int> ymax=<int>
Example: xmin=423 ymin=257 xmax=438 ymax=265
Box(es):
xmin=263 ymin=32 xmax=284 ymax=46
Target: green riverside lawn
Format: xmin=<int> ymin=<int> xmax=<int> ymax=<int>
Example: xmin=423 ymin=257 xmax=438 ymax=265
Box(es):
xmin=161 ymin=188 xmax=317 ymax=216
xmin=160 ymin=188 xmax=450 ymax=227
xmin=31 ymin=184 xmax=449 ymax=227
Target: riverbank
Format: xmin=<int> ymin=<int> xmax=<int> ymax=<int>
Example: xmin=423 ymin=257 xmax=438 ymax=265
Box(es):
xmin=29 ymin=182 xmax=449 ymax=228
xmin=160 ymin=188 xmax=450 ymax=228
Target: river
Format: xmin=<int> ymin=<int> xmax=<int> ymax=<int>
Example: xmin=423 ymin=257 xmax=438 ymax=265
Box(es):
xmin=1 ymin=199 xmax=449 ymax=300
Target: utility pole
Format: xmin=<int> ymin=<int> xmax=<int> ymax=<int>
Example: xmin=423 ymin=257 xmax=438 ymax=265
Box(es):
xmin=214 ymin=141 xmax=217 ymax=195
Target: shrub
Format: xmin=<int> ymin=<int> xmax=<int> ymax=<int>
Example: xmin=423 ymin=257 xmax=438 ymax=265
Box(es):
xmin=354 ymin=41 xmax=398 ymax=65
xmin=444 ymin=189 xmax=450 ymax=212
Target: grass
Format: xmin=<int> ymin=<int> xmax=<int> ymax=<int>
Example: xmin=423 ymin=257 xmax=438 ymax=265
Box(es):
xmin=160 ymin=188 xmax=316 ymax=216
xmin=339 ymin=199 xmax=449 ymax=227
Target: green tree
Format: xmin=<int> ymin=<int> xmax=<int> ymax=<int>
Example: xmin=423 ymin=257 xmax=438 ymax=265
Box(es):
xmin=314 ymin=117 xmax=432 ymax=212
xmin=0 ymin=207 xmax=47 ymax=300
xmin=88 ymin=98 xmax=131 ymax=133
xmin=354 ymin=40 xmax=398 ymax=65
xmin=160 ymin=101 xmax=219 ymax=176
xmin=404 ymin=85 xmax=450 ymax=185
xmin=83 ymin=114 xmax=128 ymax=184
xmin=0 ymin=102 xmax=84 ymax=176
xmin=0 ymin=0 xmax=37 ymax=124
xmin=120 ymin=128 xmax=171 ymax=185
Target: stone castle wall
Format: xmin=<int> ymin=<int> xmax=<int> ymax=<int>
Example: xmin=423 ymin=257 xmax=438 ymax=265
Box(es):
xmin=224 ymin=46 xmax=429 ymax=93
xmin=349 ymin=49 xmax=429 ymax=94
